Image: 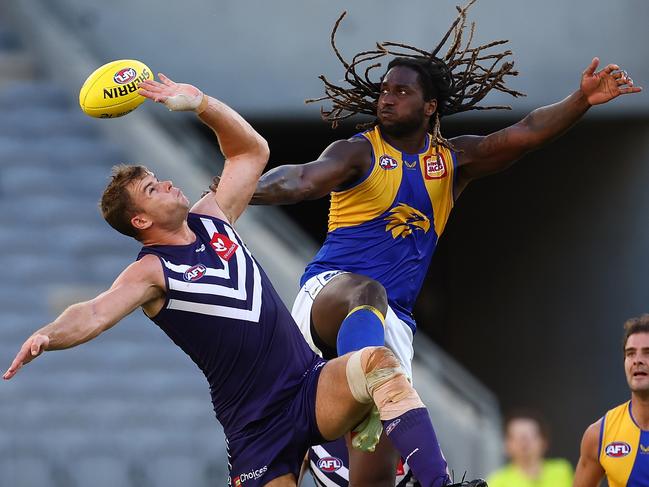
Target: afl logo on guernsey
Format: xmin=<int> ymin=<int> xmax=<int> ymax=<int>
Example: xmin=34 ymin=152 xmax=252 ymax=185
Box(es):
xmin=210 ymin=233 xmax=239 ymax=261
xmin=317 ymin=457 xmax=343 ymax=472
xmin=183 ymin=264 xmax=207 ymax=282
xmin=605 ymin=442 xmax=632 ymax=457
xmin=113 ymin=67 xmax=137 ymax=84
xmin=379 ymin=155 xmax=398 ymax=170
xmin=423 ymin=154 xmax=447 ymax=179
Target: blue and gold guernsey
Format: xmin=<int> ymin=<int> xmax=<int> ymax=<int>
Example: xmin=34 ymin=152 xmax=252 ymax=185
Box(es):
xmin=599 ymin=401 xmax=649 ymax=487
xmin=137 ymin=213 xmax=320 ymax=441
xmin=302 ymin=126 xmax=457 ymax=332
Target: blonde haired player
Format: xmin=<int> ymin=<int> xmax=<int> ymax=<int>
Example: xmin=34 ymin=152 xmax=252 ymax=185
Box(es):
xmin=4 ymin=73 xmax=484 ymax=487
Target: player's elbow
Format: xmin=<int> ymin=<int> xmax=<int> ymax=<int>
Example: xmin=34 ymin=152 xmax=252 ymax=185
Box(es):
xmin=252 ymin=137 xmax=270 ymax=171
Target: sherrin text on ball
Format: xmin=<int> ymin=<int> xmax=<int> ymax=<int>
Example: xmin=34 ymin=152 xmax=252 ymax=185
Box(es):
xmin=79 ymin=59 xmax=152 ymax=118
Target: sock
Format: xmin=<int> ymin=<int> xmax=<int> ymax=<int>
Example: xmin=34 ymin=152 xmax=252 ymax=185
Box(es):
xmin=336 ymin=305 xmax=385 ymax=355
xmin=382 ymin=408 xmax=450 ymax=487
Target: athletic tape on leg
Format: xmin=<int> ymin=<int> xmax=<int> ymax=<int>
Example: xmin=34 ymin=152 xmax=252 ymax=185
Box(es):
xmin=346 ymin=348 xmax=424 ymax=419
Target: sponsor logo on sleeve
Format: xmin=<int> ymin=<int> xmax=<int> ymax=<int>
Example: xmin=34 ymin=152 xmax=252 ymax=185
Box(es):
xmin=210 ymin=233 xmax=239 ymax=261
xmin=605 ymin=442 xmax=632 ymax=458
xmin=317 ymin=457 xmax=343 ymax=472
xmin=423 ymin=153 xmax=447 ymax=179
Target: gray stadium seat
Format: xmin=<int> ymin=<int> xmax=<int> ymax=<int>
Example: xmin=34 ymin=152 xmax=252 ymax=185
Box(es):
xmin=69 ymin=454 xmax=133 ymax=487
xmin=0 ymin=81 xmax=74 ymax=110
xmin=0 ymin=453 xmax=55 ymax=487
xmin=144 ymin=454 xmax=215 ymax=487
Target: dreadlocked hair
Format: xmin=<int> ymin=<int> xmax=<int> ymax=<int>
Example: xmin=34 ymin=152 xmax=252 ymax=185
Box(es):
xmin=306 ymin=0 xmax=526 ymax=150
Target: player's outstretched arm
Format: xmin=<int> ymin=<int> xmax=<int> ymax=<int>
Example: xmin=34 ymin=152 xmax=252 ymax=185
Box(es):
xmin=452 ymin=58 xmax=642 ymax=194
xmin=3 ymin=256 xmax=164 ymax=380
xmin=247 ymin=137 xmax=371 ymax=205
xmin=573 ymin=420 xmax=605 ymax=487
xmin=139 ymin=74 xmax=269 ymax=223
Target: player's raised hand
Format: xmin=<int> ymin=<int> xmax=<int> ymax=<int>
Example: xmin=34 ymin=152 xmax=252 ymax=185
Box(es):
xmin=581 ymin=57 xmax=642 ymax=106
xmin=3 ymin=333 xmax=50 ymax=380
xmin=139 ymin=73 xmax=208 ymax=112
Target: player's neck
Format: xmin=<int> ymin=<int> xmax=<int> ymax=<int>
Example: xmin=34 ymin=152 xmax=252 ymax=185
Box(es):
xmin=140 ymin=221 xmax=196 ymax=246
xmin=380 ymin=126 xmax=429 ymax=154
xmin=631 ymin=394 xmax=649 ymax=429
xmin=515 ymin=458 xmax=543 ymax=479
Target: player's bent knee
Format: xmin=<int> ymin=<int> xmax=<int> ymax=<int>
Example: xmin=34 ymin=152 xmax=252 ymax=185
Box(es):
xmin=345 ymin=347 xmax=424 ymax=420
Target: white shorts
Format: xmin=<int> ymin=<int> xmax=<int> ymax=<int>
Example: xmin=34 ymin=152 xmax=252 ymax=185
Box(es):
xmin=291 ymin=270 xmax=415 ymax=379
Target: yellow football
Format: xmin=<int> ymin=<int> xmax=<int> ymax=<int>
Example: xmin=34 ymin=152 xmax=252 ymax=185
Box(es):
xmin=79 ymin=59 xmax=152 ymax=118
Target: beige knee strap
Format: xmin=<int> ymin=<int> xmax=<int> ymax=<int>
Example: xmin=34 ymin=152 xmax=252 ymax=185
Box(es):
xmin=346 ymin=350 xmax=373 ymax=403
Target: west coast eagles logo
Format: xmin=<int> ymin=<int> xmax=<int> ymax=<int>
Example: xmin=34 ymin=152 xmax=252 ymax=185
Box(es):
xmin=423 ymin=153 xmax=447 ymax=179
xmin=385 ymin=203 xmax=430 ymax=238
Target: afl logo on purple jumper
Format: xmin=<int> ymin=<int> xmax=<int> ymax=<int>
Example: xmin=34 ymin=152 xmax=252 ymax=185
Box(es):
xmin=379 ymin=155 xmax=398 ymax=170
xmin=317 ymin=457 xmax=343 ymax=472
xmin=183 ymin=264 xmax=207 ymax=282
xmin=605 ymin=442 xmax=632 ymax=458
xmin=113 ymin=67 xmax=137 ymax=84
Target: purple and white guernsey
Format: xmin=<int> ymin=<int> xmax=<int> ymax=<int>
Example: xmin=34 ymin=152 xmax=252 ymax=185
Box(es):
xmin=137 ymin=213 xmax=319 ymax=440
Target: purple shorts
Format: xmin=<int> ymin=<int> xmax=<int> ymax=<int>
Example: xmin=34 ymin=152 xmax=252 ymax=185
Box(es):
xmin=227 ymin=359 xmax=327 ymax=486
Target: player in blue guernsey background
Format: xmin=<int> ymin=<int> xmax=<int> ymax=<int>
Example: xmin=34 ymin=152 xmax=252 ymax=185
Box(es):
xmin=239 ymin=4 xmax=643 ymax=486
xmin=574 ymin=315 xmax=649 ymax=487
xmin=3 ymin=75 xmax=486 ymax=487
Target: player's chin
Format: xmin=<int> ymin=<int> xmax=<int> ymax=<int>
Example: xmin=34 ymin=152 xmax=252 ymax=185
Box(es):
xmin=630 ymin=378 xmax=649 ymax=393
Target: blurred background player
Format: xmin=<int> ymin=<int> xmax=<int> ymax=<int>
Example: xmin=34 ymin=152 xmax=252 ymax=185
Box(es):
xmin=3 ymin=75 xmax=486 ymax=487
xmin=487 ymin=411 xmax=572 ymax=487
xmin=573 ymin=314 xmax=649 ymax=487
xmin=233 ymin=2 xmax=642 ymax=485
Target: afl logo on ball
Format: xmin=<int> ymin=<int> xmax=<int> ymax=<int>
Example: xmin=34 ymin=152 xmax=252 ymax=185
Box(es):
xmin=183 ymin=264 xmax=207 ymax=282
xmin=317 ymin=457 xmax=343 ymax=472
xmin=113 ymin=67 xmax=137 ymax=84
xmin=379 ymin=155 xmax=398 ymax=170
xmin=605 ymin=442 xmax=631 ymax=458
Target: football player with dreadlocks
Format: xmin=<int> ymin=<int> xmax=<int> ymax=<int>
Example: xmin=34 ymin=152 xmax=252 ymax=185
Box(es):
xmin=215 ymin=1 xmax=640 ymax=485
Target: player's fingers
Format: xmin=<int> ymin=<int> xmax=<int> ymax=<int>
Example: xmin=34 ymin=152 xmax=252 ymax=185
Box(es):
xmin=138 ymin=79 xmax=163 ymax=89
xmin=620 ymin=86 xmax=643 ymax=95
xmin=3 ymin=351 xmax=26 ymax=380
xmin=138 ymin=88 xmax=167 ymax=103
xmin=3 ymin=364 xmax=19 ymax=380
xmin=158 ymin=73 xmax=176 ymax=86
xmin=138 ymin=81 xmax=170 ymax=96
xmin=30 ymin=336 xmax=47 ymax=356
xmin=602 ymin=64 xmax=620 ymax=75
xmin=617 ymin=76 xmax=633 ymax=86
xmin=583 ymin=57 xmax=599 ymax=76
